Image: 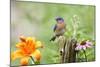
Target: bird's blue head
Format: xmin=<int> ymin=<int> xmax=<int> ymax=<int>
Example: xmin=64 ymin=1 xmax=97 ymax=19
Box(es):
xmin=55 ymin=17 xmax=64 ymax=23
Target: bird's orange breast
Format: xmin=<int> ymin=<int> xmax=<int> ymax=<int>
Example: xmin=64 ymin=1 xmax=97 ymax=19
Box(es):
xmin=56 ymin=23 xmax=65 ymax=31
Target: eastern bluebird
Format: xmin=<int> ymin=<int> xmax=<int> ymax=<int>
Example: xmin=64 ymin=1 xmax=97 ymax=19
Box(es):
xmin=50 ymin=17 xmax=66 ymax=41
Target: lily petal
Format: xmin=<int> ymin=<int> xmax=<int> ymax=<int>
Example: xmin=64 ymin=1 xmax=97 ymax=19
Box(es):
xmin=36 ymin=41 xmax=43 ymax=48
xmin=31 ymin=50 xmax=41 ymax=61
xmin=11 ymin=50 xmax=24 ymax=61
xmin=20 ymin=57 xmax=29 ymax=66
xmin=16 ymin=42 xmax=26 ymax=49
xmin=26 ymin=37 xmax=36 ymax=52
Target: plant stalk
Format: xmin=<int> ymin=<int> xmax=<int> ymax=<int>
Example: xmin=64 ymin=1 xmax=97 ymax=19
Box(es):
xmin=30 ymin=56 xmax=35 ymax=63
xmin=83 ymin=50 xmax=87 ymax=62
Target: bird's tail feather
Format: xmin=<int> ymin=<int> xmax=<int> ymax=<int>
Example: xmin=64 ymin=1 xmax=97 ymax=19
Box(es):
xmin=50 ymin=36 xmax=56 ymax=41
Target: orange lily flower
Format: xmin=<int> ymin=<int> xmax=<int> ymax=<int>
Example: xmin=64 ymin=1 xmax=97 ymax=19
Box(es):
xmin=11 ymin=36 xmax=43 ymax=66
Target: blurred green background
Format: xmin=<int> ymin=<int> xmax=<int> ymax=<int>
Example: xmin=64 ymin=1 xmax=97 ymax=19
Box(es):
xmin=11 ymin=1 xmax=95 ymax=66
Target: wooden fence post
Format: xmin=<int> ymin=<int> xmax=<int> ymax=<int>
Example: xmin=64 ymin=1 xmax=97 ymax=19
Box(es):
xmin=57 ymin=36 xmax=77 ymax=63
xmin=64 ymin=38 xmax=77 ymax=63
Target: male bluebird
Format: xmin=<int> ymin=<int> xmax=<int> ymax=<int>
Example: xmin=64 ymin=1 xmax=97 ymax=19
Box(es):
xmin=50 ymin=17 xmax=66 ymax=41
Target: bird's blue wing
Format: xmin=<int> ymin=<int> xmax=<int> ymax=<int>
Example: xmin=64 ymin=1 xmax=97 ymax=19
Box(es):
xmin=53 ymin=24 xmax=57 ymax=32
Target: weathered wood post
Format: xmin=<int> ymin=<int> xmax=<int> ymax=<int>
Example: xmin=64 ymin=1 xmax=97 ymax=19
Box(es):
xmin=57 ymin=36 xmax=77 ymax=63
xmin=56 ymin=35 xmax=66 ymax=63
xmin=64 ymin=38 xmax=77 ymax=63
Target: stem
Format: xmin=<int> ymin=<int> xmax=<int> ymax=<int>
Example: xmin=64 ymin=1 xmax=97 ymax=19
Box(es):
xmin=30 ymin=56 xmax=35 ymax=63
xmin=76 ymin=51 xmax=79 ymax=62
xmin=83 ymin=50 xmax=87 ymax=62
